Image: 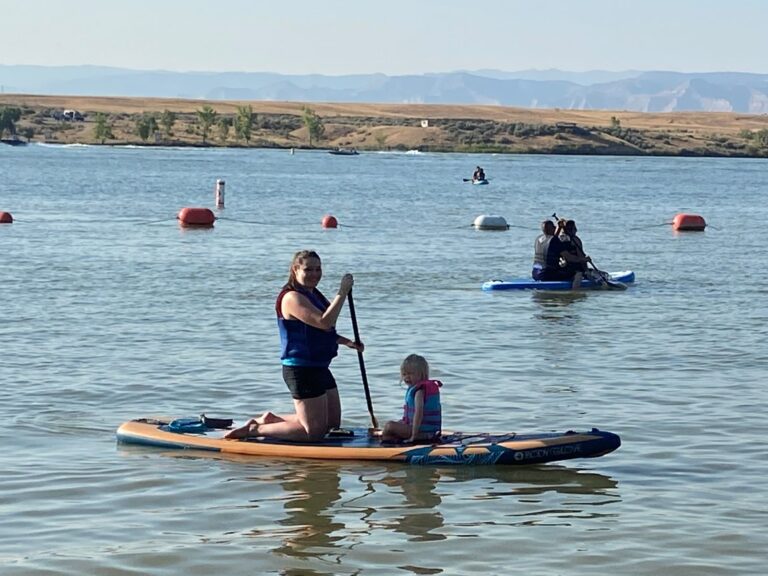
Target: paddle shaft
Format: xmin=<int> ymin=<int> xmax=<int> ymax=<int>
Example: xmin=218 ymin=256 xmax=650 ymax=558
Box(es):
xmin=347 ymin=291 xmax=378 ymax=429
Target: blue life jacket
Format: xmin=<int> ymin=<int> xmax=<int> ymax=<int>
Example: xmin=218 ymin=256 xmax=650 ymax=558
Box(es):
xmin=403 ymin=379 xmax=442 ymax=435
xmin=276 ymin=286 xmax=338 ymax=367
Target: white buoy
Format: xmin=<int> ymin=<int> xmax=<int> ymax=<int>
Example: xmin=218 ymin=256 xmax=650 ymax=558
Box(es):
xmin=473 ymin=214 xmax=508 ymax=230
xmin=215 ymin=179 xmax=225 ymax=208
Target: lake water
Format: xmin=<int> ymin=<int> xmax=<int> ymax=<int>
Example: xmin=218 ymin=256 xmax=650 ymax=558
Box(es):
xmin=1 ymin=144 xmax=766 ymax=575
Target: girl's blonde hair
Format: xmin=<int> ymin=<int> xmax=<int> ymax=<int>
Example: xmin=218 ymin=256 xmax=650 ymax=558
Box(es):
xmin=400 ymin=354 xmax=430 ymax=382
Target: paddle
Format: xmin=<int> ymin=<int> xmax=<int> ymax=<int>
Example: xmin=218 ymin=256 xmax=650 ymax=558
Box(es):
xmin=347 ymin=290 xmax=378 ymax=429
xmin=588 ymin=260 xmax=627 ymax=290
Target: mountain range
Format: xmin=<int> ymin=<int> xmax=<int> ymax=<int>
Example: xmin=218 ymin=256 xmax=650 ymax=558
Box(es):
xmin=2 ymin=65 xmax=768 ymax=113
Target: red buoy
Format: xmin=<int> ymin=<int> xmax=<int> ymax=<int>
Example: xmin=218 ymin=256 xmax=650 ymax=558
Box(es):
xmin=0 ymin=211 xmax=13 ymax=224
xmin=177 ymin=207 xmax=215 ymax=227
xmin=672 ymin=213 xmax=706 ymax=231
xmin=322 ymin=214 xmax=338 ymax=229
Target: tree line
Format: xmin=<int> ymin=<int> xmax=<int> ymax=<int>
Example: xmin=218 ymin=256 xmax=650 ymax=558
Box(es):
xmin=0 ymin=106 xmax=34 ymax=141
xmin=92 ymin=104 xmax=326 ymax=146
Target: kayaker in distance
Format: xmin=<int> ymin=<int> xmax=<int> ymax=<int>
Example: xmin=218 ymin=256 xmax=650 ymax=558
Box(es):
xmin=381 ymin=354 xmax=442 ymax=444
xmin=540 ymin=219 xmax=592 ymax=289
xmin=532 ymin=220 xmax=556 ymax=280
xmin=225 ymin=250 xmax=363 ymax=441
xmin=472 ymin=166 xmax=486 ymax=182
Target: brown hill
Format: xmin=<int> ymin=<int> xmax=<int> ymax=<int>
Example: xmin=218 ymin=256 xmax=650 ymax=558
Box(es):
xmin=2 ymin=94 xmax=768 ymax=156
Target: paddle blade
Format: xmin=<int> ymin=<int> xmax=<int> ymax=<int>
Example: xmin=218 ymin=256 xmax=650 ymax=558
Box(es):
xmin=603 ymin=280 xmax=628 ymax=290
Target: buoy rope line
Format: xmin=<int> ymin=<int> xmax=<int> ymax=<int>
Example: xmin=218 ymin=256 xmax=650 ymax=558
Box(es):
xmin=216 ymin=216 xmax=275 ymax=226
xmin=137 ymin=217 xmax=181 ymax=226
xmin=627 ymin=221 xmax=674 ymax=231
xmin=1 ymin=215 xmax=713 ymax=231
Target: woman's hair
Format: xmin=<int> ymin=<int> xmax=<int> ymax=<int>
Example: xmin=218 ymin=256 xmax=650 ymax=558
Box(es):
xmin=400 ymin=354 xmax=430 ymax=382
xmin=564 ymin=219 xmax=577 ymax=234
xmin=286 ymin=250 xmax=321 ymax=289
xmin=555 ymin=218 xmax=568 ymax=237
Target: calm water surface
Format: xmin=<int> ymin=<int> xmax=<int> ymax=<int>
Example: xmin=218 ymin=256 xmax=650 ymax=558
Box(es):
xmin=1 ymin=145 xmax=766 ymax=575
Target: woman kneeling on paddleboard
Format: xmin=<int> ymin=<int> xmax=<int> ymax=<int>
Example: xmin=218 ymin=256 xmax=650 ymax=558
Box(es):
xmin=225 ymin=250 xmax=363 ymax=441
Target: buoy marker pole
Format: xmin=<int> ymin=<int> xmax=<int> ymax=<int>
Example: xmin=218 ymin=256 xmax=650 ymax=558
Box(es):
xmin=215 ymin=179 xmax=225 ymax=209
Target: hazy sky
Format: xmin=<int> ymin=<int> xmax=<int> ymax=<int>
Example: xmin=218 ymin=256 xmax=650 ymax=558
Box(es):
xmin=3 ymin=0 xmax=767 ymax=75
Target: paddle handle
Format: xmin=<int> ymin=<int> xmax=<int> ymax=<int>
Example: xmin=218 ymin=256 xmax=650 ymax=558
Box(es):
xmin=347 ymin=290 xmax=378 ymax=429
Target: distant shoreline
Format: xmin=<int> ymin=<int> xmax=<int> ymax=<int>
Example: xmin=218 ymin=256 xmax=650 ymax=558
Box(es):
xmin=2 ymin=94 xmax=768 ymax=158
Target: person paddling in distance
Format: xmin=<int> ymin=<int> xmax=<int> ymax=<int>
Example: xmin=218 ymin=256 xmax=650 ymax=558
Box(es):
xmin=541 ymin=218 xmax=592 ymax=289
xmin=472 ymin=166 xmax=486 ymax=182
xmin=225 ymin=250 xmax=363 ymax=442
xmin=532 ymin=219 xmax=556 ymax=280
xmin=381 ymin=354 xmax=442 ymax=444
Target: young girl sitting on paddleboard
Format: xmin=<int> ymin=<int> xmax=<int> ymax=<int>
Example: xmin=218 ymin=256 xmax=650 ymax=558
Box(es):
xmin=382 ymin=354 xmax=442 ymax=443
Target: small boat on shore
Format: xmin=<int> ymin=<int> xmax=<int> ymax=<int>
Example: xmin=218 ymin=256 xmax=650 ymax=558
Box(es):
xmin=329 ymin=147 xmax=359 ymax=156
xmin=1 ymin=138 xmax=28 ymax=146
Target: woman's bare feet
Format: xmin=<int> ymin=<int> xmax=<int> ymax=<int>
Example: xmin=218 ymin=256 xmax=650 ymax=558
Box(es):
xmin=224 ymin=419 xmax=258 ymax=440
xmin=255 ymin=411 xmax=283 ymax=425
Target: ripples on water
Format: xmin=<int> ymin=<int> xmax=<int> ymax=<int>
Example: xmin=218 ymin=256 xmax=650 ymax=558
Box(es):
xmin=1 ymin=146 xmax=766 ymax=574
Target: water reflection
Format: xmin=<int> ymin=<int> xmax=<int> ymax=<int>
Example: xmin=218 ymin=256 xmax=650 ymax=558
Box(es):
xmin=531 ymin=290 xmax=588 ymax=323
xmin=440 ymin=463 xmax=618 ymax=497
xmin=271 ymin=464 xmax=346 ymax=564
xmin=121 ymin=448 xmax=619 ymax=575
xmin=361 ymin=466 xmax=444 ymax=543
xmin=259 ymin=460 xmax=619 ymax=573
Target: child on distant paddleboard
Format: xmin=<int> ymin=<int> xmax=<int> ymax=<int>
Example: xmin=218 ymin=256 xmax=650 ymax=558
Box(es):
xmin=382 ymin=354 xmax=442 ymax=443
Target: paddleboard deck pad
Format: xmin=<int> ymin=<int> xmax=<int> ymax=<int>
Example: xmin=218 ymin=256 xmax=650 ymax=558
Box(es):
xmin=116 ymin=417 xmax=620 ymax=466
xmin=482 ymin=270 xmax=635 ymax=291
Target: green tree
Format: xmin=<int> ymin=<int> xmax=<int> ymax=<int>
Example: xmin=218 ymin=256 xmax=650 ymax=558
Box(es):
xmin=93 ymin=113 xmax=114 ymax=144
xmin=196 ymin=105 xmax=217 ymax=143
xmin=22 ymin=126 xmax=35 ymax=142
xmin=135 ymin=113 xmax=158 ymax=142
xmin=302 ymin=106 xmax=324 ymax=146
xmin=235 ymin=105 xmax=254 ymax=144
xmin=217 ymin=117 xmax=232 ymax=143
xmin=160 ymin=109 xmax=176 ymax=139
xmin=0 ymin=106 xmax=22 ymax=138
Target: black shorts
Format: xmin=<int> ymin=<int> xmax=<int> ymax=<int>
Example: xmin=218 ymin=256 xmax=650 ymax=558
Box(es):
xmin=282 ymin=365 xmax=337 ymax=400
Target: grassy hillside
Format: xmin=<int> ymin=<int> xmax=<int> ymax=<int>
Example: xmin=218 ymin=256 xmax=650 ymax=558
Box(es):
xmin=2 ymin=94 xmax=768 ymax=157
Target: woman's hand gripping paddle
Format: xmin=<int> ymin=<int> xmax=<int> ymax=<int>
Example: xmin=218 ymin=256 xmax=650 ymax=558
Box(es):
xmin=347 ymin=290 xmax=379 ymax=430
